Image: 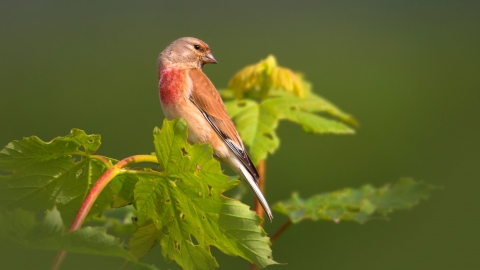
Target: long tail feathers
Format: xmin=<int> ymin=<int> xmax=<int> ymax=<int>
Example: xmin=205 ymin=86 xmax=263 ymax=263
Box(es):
xmin=238 ymin=162 xmax=273 ymax=222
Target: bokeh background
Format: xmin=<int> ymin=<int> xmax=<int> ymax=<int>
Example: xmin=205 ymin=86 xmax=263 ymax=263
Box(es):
xmin=1 ymin=1 xmax=479 ymax=269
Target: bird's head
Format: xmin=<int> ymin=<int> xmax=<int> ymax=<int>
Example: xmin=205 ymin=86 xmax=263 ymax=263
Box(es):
xmin=158 ymin=37 xmax=217 ymax=70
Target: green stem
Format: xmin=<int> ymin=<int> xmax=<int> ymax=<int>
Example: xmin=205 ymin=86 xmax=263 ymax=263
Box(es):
xmin=121 ymin=169 xmax=162 ymax=176
xmin=90 ymin=155 xmax=113 ymax=167
xmin=50 ymin=155 xmax=158 ymax=270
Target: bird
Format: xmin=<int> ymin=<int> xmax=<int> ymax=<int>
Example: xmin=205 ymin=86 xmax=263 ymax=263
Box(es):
xmin=157 ymin=37 xmax=273 ymax=222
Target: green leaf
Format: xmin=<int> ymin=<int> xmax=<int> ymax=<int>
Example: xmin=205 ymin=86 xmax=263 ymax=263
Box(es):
xmin=266 ymin=91 xmax=357 ymax=129
xmin=225 ymin=176 xmax=248 ymax=201
xmin=129 ymin=118 xmax=277 ymax=270
xmin=0 ymin=207 xmax=160 ymax=269
xmin=98 ymin=173 xmax=139 ymax=209
xmin=224 ymin=91 xmax=356 ymax=164
xmin=0 ymin=129 xmax=126 ymax=225
xmin=0 ymin=128 xmax=99 ymax=171
xmin=273 ymin=179 xmax=435 ymax=224
xmin=225 ymin=100 xmax=280 ymax=165
xmin=86 ymin=205 xmax=138 ymax=238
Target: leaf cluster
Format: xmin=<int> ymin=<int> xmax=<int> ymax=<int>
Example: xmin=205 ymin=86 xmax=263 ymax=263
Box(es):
xmin=0 ymin=119 xmax=276 ymax=270
xmin=221 ymin=55 xmax=357 ymax=164
xmin=274 ymin=179 xmax=435 ymax=224
xmin=131 ymin=119 xmax=276 ymax=269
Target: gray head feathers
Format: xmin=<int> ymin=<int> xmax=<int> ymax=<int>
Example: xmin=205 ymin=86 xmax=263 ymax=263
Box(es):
xmin=158 ymin=37 xmax=215 ymax=69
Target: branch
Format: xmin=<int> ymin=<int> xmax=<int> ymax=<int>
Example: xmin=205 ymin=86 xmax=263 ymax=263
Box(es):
xmin=50 ymin=155 xmax=158 ymax=270
xmin=253 ymin=160 xmax=266 ymax=223
xmin=250 ymin=160 xmax=266 ymax=270
xmin=270 ymin=220 xmax=292 ymax=243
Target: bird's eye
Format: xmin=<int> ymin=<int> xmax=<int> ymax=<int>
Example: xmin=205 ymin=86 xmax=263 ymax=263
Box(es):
xmin=194 ymin=44 xmax=201 ymax=50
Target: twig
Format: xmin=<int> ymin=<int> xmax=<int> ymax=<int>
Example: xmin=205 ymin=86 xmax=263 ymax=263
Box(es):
xmin=250 ymin=160 xmax=266 ymax=270
xmin=254 ymin=160 xmax=266 ymax=223
xmin=270 ymin=220 xmax=292 ymax=243
xmin=50 ymin=155 xmax=158 ymax=270
xmin=249 ymin=262 xmax=259 ymax=270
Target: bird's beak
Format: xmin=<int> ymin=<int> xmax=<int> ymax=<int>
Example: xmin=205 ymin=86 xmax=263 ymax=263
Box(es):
xmin=203 ymin=53 xmax=218 ymax=64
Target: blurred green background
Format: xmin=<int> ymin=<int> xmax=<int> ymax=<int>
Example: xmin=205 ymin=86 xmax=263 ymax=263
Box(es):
xmin=1 ymin=0 xmax=479 ymax=269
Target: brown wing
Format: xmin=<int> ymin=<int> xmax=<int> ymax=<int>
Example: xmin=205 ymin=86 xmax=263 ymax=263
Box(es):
xmin=188 ymin=68 xmax=259 ymax=179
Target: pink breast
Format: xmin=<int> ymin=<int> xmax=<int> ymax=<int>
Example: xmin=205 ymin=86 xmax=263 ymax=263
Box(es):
xmin=159 ymin=68 xmax=185 ymax=105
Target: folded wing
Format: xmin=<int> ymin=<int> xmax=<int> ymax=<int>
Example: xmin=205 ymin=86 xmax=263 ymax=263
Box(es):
xmin=188 ymin=68 xmax=260 ymax=181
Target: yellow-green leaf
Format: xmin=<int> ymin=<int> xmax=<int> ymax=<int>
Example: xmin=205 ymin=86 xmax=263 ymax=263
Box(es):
xmin=224 ymin=91 xmax=355 ymax=164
